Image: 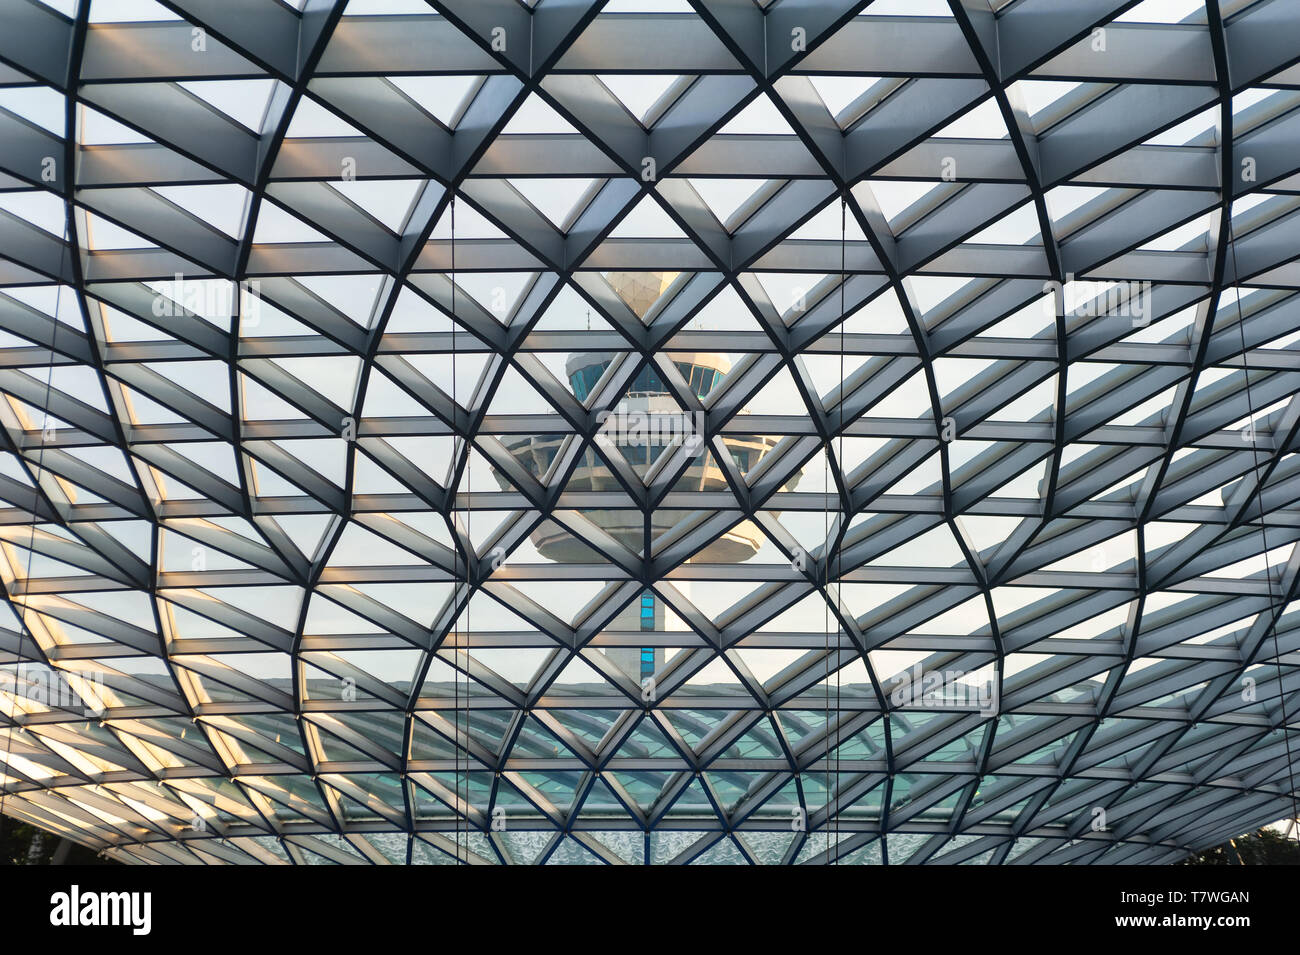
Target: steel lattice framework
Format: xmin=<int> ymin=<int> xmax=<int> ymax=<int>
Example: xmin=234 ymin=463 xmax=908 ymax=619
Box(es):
xmin=0 ymin=0 xmax=1299 ymax=866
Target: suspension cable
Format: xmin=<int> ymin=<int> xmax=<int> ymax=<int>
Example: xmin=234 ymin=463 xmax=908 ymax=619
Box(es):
xmin=821 ymin=245 xmax=831 ymax=862
xmin=1225 ymin=220 xmax=1300 ymax=839
xmin=449 ymin=194 xmax=466 ymax=863
xmin=836 ymin=194 xmax=846 ymax=862
xmin=0 ymin=217 xmax=67 ymax=852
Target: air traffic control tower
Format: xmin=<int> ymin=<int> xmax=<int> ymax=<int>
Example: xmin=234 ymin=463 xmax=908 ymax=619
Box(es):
xmin=498 ymin=272 xmax=800 ymax=681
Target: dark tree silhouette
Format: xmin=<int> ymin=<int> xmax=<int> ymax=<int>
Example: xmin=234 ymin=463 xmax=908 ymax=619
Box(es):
xmin=0 ymin=820 xmax=110 ymax=865
xmin=1184 ymin=827 xmax=1300 ymax=865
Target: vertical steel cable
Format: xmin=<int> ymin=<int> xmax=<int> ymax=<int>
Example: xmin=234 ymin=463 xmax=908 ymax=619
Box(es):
xmin=821 ymin=194 xmax=849 ymax=864
xmin=1226 ymin=223 xmax=1300 ymax=838
xmin=822 ymin=452 xmax=829 ymax=861
xmin=836 ymin=195 xmax=846 ymax=861
xmin=0 ymin=221 xmax=67 ymax=850
xmin=449 ymin=194 xmax=465 ymax=863
xmin=460 ymin=202 xmax=472 ymax=864
xmin=821 ymin=245 xmax=831 ymax=862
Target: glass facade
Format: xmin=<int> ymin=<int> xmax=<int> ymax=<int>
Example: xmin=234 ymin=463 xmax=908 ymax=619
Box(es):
xmin=570 ymin=361 xmax=724 ymax=402
xmin=0 ymin=0 xmax=1296 ymax=866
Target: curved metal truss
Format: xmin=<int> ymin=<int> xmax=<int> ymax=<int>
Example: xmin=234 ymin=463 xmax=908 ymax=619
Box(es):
xmin=0 ymin=0 xmax=1299 ymax=866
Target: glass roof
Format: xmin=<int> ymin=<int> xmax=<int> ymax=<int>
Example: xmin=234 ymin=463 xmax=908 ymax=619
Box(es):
xmin=0 ymin=0 xmax=1298 ymax=866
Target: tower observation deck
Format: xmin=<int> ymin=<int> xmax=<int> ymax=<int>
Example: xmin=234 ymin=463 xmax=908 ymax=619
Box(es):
xmin=498 ymin=272 xmax=800 ymax=682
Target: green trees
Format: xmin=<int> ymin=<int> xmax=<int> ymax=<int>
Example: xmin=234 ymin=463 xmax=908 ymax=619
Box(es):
xmin=0 ymin=821 xmax=106 ymax=865
xmin=1184 ymin=827 xmax=1300 ymax=865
